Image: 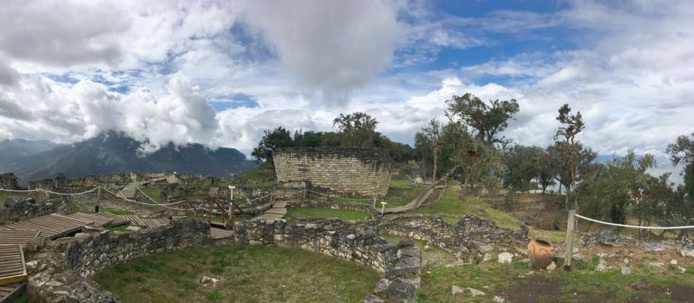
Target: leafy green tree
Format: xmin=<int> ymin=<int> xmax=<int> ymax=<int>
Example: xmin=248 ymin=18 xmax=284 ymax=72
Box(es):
xmin=332 ymin=112 xmax=378 ymax=133
xmin=251 ymin=127 xmax=293 ymax=165
xmin=665 ymin=133 xmax=694 ymax=238
xmin=330 ymin=111 xmax=381 ymax=148
xmin=578 ymin=152 xmax=655 ymax=229
xmin=292 ymin=130 xmax=325 ymax=148
xmin=553 ymin=104 xmax=587 ymax=210
xmin=503 ymin=145 xmax=544 ymax=192
xmin=634 ymin=173 xmax=672 ymax=231
xmin=444 ymin=93 xmax=519 ymax=146
xmin=536 ymin=147 xmax=558 ymax=194
xmin=667 ymin=133 xmax=694 ymax=196
xmin=413 ymin=119 xmax=444 ymax=183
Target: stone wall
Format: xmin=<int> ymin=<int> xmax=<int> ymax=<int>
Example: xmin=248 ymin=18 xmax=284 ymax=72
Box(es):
xmin=1 ymin=197 xmax=68 ymax=225
xmin=376 ymin=214 xmax=529 ymax=264
xmin=234 ymin=219 xmax=422 ymax=303
xmin=0 ymin=172 xmax=18 ymax=189
xmin=273 ymin=147 xmax=392 ymax=197
xmin=26 ymin=218 xmax=212 ymax=303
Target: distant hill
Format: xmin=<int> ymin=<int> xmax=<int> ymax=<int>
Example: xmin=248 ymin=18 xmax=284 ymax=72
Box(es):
xmin=1 ymin=131 xmax=256 ymax=184
xmin=0 ymin=138 xmax=65 ymax=169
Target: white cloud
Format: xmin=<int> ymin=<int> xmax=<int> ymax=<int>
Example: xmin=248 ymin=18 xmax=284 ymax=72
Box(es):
xmin=0 ymin=0 xmax=693 ymax=185
xmin=239 ymin=0 xmax=400 ymax=106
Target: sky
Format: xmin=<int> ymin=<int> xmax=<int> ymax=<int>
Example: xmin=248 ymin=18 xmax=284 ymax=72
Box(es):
xmin=1 ymin=0 xmax=693 ymax=179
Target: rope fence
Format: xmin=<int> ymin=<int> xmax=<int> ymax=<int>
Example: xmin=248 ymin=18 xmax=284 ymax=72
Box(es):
xmin=0 ymin=187 xmax=100 ymax=196
xmin=574 ymin=213 xmax=694 ymax=230
xmin=563 ymin=210 xmax=694 ymax=272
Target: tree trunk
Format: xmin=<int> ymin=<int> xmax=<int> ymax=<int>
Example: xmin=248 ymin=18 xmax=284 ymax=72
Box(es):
xmin=564 ymin=183 xmax=571 ymax=211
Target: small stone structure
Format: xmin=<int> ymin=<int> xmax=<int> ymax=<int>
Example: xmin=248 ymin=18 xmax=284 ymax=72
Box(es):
xmin=234 ymin=218 xmax=423 ymax=302
xmin=1 ymin=197 xmax=68 ymax=225
xmin=273 ymin=147 xmax=392 ymax=197
xmin=0 ymin=172 xmax=18 ymax=189
xmin=26 ymin=218 xmax=211 ymax=303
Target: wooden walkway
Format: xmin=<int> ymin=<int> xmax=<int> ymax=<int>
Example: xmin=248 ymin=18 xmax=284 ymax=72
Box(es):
xmin=90 ymin=212 xmax=131 ymax=226
xmin=252 ymin=201 xmax=287 ymax=222
xmin=382 ymin=187 xmax=435 ymax=214
xmin=117 ymin=180 xmax=143 ymax=199
xmin=0 ymin=245 xmax=26 ymax=286
xmin=119 ymin=215 xmax=170 ymax=228
xmin=0 ymin=214 xmax=87 ymax=239
xmin=0 ymin=230 xmax=40 ymax=246
xmin=0 ymin=282 xmax=26 ymax=303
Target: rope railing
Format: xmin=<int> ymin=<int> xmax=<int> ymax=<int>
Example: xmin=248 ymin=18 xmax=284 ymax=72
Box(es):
xmin=563 ymin=210 xmax=694 ymax=272
xmin=135 ymin=187 xmax=188 ymax=206
xmin=574 ymin=213 xmax=694 ymax=230
xmin=0 ymin=187 xmax=100 ymax=196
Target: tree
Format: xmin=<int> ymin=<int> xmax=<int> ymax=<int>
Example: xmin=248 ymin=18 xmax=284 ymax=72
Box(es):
xmin=292 ymin=130 xmax=325 ymax=148
xmin=331 ymin=111 xmax=381 ymax=148
xmin=503 ymin=145 xmax=544 ymax=192
xmin=665 ymin=133 xmax=694 ymax=238
xmin=577 ymin=152 xmax=656 ymax=230
xmin=536 ymin=147 xmax=558 ymax=194
xmin=445 ymin=93 xmax=520 ymax=146
xmin=441 ymin=121 xmax=504 ymax=197
xmin=553 ymin=104 xmax=586 ymax=210
xmin=251 ymin=127 xmax=293 ymax=165
xmin=332 ymin=112 xmax=378 ymax=133
xmin=667 ymin=133 xmax=694 ymax=196
xmin=419 ymin=119 xmax=443 ymax=183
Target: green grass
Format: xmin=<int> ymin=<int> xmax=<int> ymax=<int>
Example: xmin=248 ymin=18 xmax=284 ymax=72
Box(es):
xmin=383 ymin=181 xmax=427 ymax=207
xmin=94 ymin=245 xmax=381 ymax=303
xmin=417 ymin=255 xmax=694 ymax=303
xmin=0 ymin=191 xmax=28 ymax=202
xmin=102 ymin=207 xmax=136 ymax=215
xmin=408 ymin=185 xmax=522 ymax=229
xmin=185 ymin=194 xmax=209 ymax=201
xmin=287 ymin=207 xmax=371 ymax=222
xmin=138 ymin=187 xmax=163 ymax=203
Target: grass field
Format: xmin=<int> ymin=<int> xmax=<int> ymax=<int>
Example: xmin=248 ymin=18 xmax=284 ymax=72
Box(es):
xmin=94 ymin=245 xmax=380 ymax=303
xmin=138 ymin=187 xmax=162 ymax=203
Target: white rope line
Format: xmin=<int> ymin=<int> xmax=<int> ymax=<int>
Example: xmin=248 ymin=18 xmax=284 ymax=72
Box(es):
xmin=245 ymin=194 xmax=271 ymax=204
xmin=135 ymin=187 xmax=188 ymax=206
xmin=100 ymin=187 xmax=186 ymax=207
xmin=0 ymin=187 xmax=100 ymax=196
xmin=575 ymin=213 xmax=694 ymax=230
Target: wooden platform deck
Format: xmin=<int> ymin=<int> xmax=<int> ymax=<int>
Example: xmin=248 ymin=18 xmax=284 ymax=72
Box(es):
xmin=0 ymin=214 xmax=86 ymax=239
xmin=0 ymin=245 xmax=27 ymax=286
xmin=0 ymin=282 xmax=26 ymax=303
xmin=119 ymin=215 xmax=170 ymax=229
xmin=94 ymin=212 xmax=132 ymax=226
xmin=0 ymin=230 xmax=40 ymax=246
xmin=66 ymin=212 xmax=114 ymax=227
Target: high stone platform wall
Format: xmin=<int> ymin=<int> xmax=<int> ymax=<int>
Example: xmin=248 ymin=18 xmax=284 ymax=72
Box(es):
xmin=273 ymin=147 xmax=392 ymax=197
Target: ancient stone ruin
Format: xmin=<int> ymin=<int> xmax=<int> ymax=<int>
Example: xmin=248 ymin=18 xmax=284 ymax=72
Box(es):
xmin=273 ymin=147 xmax=392 ymax=197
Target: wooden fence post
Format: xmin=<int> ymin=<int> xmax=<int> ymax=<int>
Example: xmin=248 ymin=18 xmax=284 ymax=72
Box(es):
xmin=563 ymin=209 xmax=576 ymax=271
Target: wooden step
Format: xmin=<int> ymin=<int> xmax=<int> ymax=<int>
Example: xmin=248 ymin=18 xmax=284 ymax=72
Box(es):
xmin=0 ymin=245 xmax=26 ymax=287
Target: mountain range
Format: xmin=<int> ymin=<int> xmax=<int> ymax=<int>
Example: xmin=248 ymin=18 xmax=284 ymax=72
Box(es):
xmin=0 ymin=131 xmax=256 ymax=185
